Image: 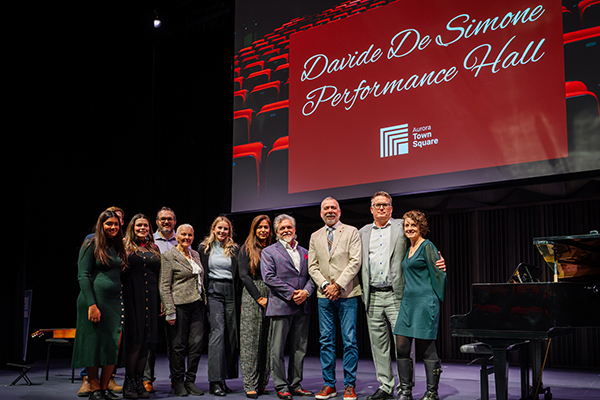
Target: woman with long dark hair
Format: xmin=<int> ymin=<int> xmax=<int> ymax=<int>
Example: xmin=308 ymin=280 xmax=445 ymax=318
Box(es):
xmin=199 ymin=216 xmax=240 ymax=396
xmin=121 ymin=213 xmax=161 ymax=399
xmin=72 ymin=210 xmax=127 ymax=400
xmin=238 ymin=215 xmax=274 ymax=398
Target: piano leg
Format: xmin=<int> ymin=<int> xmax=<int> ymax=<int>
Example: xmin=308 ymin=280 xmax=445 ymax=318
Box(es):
xmin=530 ymin=340 xmax=552 ymax=400
xmin=491 ymin=347 xmax=510 ymax=400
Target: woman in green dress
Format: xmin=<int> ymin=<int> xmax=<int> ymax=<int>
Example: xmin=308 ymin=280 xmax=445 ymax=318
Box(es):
xmin=393 ymin=210 xmax=446 ymax=400
xmin=72 ymin=210 xmax=126 ymax=400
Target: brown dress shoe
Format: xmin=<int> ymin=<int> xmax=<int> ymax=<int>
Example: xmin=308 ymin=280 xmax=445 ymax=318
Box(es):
xmin=143 ymin=380 xmax=156 ymax=393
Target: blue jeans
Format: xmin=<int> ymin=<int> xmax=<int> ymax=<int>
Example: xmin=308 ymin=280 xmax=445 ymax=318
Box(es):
xmin=318 ymin=297 xmax=359 ymax=388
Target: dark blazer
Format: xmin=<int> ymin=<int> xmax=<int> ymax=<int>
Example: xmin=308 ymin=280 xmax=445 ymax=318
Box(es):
xmin=159 ymin=247 xmax=206 ymax=318
xmin=198 ymin=242 xmax=242 ymax=312
xmin=260 ymin=240 xmax=315 ymax=317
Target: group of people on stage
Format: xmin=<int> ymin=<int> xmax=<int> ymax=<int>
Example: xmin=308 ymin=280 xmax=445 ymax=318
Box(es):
xmin=71 ymin=191 xmax=447 ymax=400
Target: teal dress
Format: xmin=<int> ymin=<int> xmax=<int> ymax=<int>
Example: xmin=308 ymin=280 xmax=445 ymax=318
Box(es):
xmin=393 ymin=239 xmax=446 ymax=340
xmin=72 ymin=239 xmax=123 ymax=368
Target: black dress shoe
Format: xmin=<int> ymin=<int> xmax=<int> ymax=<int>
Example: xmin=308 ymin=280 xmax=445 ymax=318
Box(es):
xmin=185 ymin=382 xmax=205 ymax=396
xmin=367 ymin=389 xmax=393 ymax=400
xmin=173 ymin=382 xmax=189 ymax=397
xmin=103 ymin=389 xmax=121 ymax=400
xmin=291 ymin=388 xmax=315 ymax=396
xmin=89 ymin=390 xmax=105 ymax=400
xmin=220 ymin=381 xmax=233 ymax=393
xmin=210 ymin=382 xmax=226 ymax=397
xmin=277 ymin=391 xmax=293 ymax=400
xmin=257 ymin=388 xmax=270 ymax=395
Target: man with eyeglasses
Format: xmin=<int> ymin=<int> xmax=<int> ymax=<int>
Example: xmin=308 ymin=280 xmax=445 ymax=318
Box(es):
xmin=359 ymin=192 xmax=445 ymax=400
xmin=142 ymin=206 xmax=178 ymax=394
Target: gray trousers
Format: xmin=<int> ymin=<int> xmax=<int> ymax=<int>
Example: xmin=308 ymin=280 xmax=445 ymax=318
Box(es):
xmin=207 ymin=280 xmax=239 ymax=382
xmin=269 ymin=311 xmax=309 ymax=393
xmin=366 ymin=291 xmax=415 ymax=395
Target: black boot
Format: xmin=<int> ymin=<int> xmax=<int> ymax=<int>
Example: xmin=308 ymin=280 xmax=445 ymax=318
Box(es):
xmin=134 ymin=376 xmax=150 ymax=399
xmin=397 ymin=358 xmax=413 ymax=400
xmin=123 ymin=376 xmax=139 ymax=399
xmin=419 ymin=360 xmax=442 ymax=400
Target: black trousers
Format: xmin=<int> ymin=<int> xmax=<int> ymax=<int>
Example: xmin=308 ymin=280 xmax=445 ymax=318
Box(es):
xmin=166 ymin=300 xmax=205 ymax=384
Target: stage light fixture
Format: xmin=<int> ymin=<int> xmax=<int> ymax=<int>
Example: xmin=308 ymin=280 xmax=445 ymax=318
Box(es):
xmin=154 ymin=17 xmax=161 ymax=28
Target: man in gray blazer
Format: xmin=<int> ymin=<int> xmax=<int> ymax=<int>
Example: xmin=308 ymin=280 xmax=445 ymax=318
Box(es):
xmin=309 ymin=197 xmax=361 ymax=400
xmin=261 ymin=214 xmax=316 ymax=400
xmin=360 ymin=191 xmax=445 ymax=400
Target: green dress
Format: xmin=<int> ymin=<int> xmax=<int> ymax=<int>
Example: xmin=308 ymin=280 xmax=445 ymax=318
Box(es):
xmin=71 ymin=239 xmax=123 ymax=368
xmin=393 ymin=239 xmax=446 ymax=340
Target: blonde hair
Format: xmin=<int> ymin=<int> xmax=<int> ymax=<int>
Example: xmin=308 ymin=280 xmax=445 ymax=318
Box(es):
xmin=200 ymin=216 xmax=238 ymax=257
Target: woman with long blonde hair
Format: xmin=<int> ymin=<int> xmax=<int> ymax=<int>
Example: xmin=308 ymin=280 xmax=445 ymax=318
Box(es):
xmin=199 ymin=216 xmax=240 ymax=396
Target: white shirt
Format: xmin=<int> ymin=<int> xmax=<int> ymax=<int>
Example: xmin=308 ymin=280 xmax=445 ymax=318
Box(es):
xmin=280 ymin=238 xmax=301 ymax=271
xmin=369 ymin=218 xmax=393 ymax=287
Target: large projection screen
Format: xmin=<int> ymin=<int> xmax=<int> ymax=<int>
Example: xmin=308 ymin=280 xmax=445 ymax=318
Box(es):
xmin=232 ymin=0 xmax=600 ymax=213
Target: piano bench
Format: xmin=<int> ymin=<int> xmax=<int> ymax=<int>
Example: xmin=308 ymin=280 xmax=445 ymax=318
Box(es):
xmin=461 ymin=343 xmax=494 ymax=400
xmin=460 ymin=341 xmax=529 ymax=400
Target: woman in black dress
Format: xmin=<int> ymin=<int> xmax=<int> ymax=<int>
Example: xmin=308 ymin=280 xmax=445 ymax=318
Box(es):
xmin=122 ymin=214 xmax=162 ymax=399
xmin=72 ymin=210 xmax=126 ymax=400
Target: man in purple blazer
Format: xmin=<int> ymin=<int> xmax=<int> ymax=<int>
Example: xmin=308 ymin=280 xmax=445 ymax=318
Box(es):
xmin=261 ymin=214 xmax=316 ymax=400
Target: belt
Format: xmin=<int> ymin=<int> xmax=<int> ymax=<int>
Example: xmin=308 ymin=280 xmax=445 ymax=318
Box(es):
xmin=370 ymin=286 xmax=393 ymax=292
xmin=209 ymin=278 xmax=233 ymax=283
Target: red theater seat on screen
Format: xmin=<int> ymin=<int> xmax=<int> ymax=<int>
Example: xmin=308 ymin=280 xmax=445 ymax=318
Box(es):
xmin=266 ymin=54 xmax=289 ymax=71
xmin=563 ymin=6 xmax=578 ymax=32
xmin=579 ymin=0 xmax=600 ymax=28
xmin=242 ymin=61 xmax=264 ymax=78
xmin=252 ymin=100 xmax=289 ymax=149
xmin=233 ymin=109 xmax=253 ymax=145
xmin=234 ymin=89 xmax=247 ymax=111
xmin=565 ymin=81 xmax=600 ymax=155
xmin=233 ymin=142 xmax=265 ymax=198
xmin=271 ymin=63 xmax=289 ymax=86
xmin=563 ymin=26 xmax=600 ymax=99
xmin=266 ymin=136 xmax=289 ymax=196
xmin=244 ymin=69 xmax=272 ymax=92
xmin=246 ymin=81 xmax=281 ymax=113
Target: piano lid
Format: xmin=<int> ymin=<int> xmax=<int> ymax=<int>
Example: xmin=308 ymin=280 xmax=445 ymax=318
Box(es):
xmin=533 ymin=232 xmax=600 ymax=281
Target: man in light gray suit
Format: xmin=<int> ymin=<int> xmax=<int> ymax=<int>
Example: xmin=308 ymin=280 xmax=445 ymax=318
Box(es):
xmin=360 ymin=191 xmax=445 ymax=400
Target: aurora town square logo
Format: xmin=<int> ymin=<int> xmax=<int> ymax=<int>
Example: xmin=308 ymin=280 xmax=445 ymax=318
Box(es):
xmin=380 ymin=124 xmax=409 ymax=158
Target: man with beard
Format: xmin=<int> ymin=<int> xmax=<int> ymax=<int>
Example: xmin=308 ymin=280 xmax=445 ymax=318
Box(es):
xmin=261 ymin=214 xmax=315 ymax=400
xmin=308 ymin=197 xmax=361 ymax=400
xmin=142 ymin=207 xmax=178 ymax=393
xmin=153 ymin=207 xmax=178 ymax=253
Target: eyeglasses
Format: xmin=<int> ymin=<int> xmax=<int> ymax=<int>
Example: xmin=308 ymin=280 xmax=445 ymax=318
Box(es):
xmin=372 ymin=203 xmax=391 ymax=209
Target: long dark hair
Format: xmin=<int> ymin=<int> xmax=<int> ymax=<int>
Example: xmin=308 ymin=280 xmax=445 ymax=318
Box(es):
xmin=90 ymin=210 xmax=126 ymax=266
xmin=243 ymin=215 xmax=274 ymax=275
xmin=124 ymin=213 xmax=161 ymax=258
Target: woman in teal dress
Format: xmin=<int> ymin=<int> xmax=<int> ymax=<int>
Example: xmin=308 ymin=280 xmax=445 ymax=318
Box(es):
xmin=72 ymin=210 xmax=126 ymax=400
xmin=393 ymin=210 xmax=446 ymax=400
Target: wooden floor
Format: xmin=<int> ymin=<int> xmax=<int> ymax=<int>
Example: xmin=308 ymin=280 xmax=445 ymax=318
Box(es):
xmin=1 ymin=355 xmax=599 ymax=400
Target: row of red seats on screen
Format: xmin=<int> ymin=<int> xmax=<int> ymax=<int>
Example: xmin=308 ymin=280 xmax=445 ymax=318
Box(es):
xmin=232 ymin=137 xmax=289 ymax=197
xmin=563 ymin=0 xmax=600 ymax=31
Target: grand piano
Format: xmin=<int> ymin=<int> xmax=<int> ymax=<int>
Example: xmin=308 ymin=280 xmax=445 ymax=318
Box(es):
xmin=451 ymin=232 xmax=600 ymax=400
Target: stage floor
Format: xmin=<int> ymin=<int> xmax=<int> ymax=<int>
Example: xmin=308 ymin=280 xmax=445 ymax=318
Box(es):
xmin=1 ymin=355 xmax=599 ymax=400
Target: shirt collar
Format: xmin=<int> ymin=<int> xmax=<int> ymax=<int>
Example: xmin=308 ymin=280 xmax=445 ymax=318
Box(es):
xmin=280 ymin=238 xmax=297 ymax=250
xmin=372 ymin=217 xmax=393 ymax=230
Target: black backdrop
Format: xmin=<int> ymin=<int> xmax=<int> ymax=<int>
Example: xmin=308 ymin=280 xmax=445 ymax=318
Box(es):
xmin=5 ymin=0 xmax=599 ymax=369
